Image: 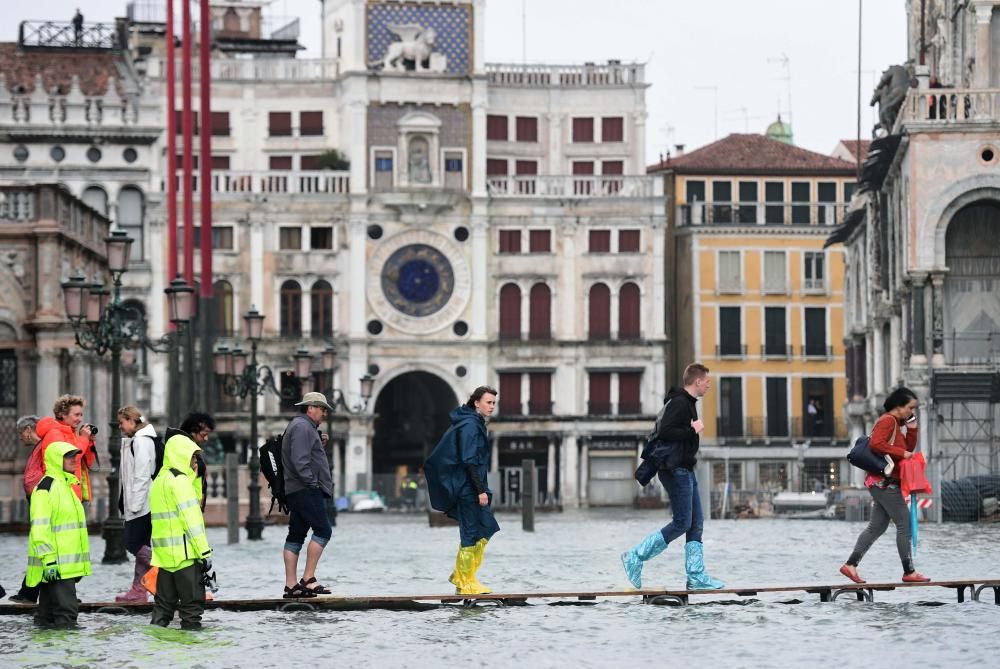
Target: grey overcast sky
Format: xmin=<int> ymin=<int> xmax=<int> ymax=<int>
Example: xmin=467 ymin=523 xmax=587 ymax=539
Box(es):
xmin=16 ymin=1 xmax=907 ymax=161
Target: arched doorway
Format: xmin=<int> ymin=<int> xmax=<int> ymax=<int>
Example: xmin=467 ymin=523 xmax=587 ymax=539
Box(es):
xmin=371 ymin=371 xmax=457 ymax=505
xmin=944 ymin=200 xmax=1000 ymax=363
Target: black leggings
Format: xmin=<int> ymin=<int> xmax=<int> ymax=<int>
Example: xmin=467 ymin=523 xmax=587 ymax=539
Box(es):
xmin=847 ymin=484 xmax=914 ymax=574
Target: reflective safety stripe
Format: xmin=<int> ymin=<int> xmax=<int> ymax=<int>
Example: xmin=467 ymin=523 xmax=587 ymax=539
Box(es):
xmin=35 ymin=544 xmax=55 ymax=555
xmin=31 ymin=518 xmax=50 ymax=526
xmin=151 ymin=511 xmax=177 ymax=521
xmin=152 ymin=536 xmax=186 ymax=548
xmin=58 ymin=553 xmax=90 ymax=564
xmin=177 ymin=499 xmax=199 ymax=511
xmin=28 ymin=556 xmax=46 ymax=566
xmin=52 ymin=522 xmax=87 ymax=532
xmin=187 ymin=526 xmax=205 ymax=537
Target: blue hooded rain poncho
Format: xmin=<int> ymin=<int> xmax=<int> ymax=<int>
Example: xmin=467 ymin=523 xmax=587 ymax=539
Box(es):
xmin=425 ymin=405 xmax=500 ymax=547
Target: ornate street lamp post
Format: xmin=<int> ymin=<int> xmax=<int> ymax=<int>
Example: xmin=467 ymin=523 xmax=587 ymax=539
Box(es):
xmin=213 ymin=307 xmax=280 ymax=540
xmin=293 ymin=344 xmax=374 ymax=522
xmin=62 ymin=232 xmax=194 ymax=563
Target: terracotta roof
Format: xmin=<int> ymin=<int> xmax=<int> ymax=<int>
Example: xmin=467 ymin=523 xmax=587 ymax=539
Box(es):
xmin=0 ymin=43 xmax=126 ymax=97
xmin=838 ymin=139 xmax=871 ymax=163
xmin=647 ymin=133 xmax=856 ymax=176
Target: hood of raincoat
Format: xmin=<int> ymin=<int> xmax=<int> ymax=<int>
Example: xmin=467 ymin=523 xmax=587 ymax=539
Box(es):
xmin=43 ymin=440 xmax=81 ymax=485
xmin=36 ymin=416 xmax=71 ymax=440
xmin=449 ymin=405 xmax=486 ymax=434
xmin=161 ymin=433 xmax=201 ymax=478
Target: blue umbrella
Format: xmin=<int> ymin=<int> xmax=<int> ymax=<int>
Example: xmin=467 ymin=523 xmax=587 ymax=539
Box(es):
xmin=910 ymin=492 xmax=919 ymax=558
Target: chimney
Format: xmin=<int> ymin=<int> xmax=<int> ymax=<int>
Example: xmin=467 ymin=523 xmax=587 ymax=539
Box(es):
xmin=673 ymin=144 xmax=685 ymax=157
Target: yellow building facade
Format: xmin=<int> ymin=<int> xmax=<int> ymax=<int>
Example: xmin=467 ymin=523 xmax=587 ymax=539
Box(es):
xmin=651 ymin=133 xmax=857 ymax=505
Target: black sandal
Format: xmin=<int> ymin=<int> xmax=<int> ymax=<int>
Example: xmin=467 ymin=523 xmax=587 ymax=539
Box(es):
xmin=300 ymin=577 xmax=331 ymax=595
xmin=283 ymin=583 xmax=317 ymax=599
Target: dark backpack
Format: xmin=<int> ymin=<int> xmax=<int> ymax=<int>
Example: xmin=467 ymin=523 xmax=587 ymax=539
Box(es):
xmin=131 ymin=434 xmax=166 ymax=479
xmin=259 ymin=433 xmax=287 ymax=514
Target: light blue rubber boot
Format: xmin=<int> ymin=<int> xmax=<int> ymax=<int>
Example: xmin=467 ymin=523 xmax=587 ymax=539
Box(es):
xmin=684 ymin=541 xmax=725 ymax=590
xmin=620 ymin=530 xmax=668 ymax=589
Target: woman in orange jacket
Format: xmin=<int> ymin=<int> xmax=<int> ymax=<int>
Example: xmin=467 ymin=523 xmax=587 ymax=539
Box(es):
xmin=23 ymin=395 xmax=97 ymax=503
xmin=840 ymin=387 xmax=930 ymax=584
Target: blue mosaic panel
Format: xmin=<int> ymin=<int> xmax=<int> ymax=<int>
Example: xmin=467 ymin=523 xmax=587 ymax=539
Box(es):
xmin=367 ymin=2 xmax=471 ymax=75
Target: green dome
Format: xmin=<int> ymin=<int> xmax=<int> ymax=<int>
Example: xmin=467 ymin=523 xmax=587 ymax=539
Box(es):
xmin=765 ymin=116 xmax=794 ymax=145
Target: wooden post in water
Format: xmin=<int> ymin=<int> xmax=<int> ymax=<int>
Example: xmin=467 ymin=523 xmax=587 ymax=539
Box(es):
xmin=226 ymin=451 xmax=240 ymax=544
xmin=522 ymin=459 xmax=535 ymax=532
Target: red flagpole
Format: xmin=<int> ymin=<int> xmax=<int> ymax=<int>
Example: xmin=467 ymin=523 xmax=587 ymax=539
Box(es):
xmin=166 ymin=0 xmax=177 ymax=281
xmin=181 ymin=0 xmax=195 ymax=286
xmin=198 ymin=0 xmax=212 ymax=296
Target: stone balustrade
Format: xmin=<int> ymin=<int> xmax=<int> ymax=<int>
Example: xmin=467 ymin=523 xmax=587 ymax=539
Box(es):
xmin=897 ymin=87 xmax=1000 ymax=126
xmin=485 ymin=61 xmax=645 ymax=87
xmin=0 ymin=75 xmax=145 ymax=127
xmin=174 ymin=169 xmax=351 ymax=196
xmin=677 ymin=201 xmax=849 ymax=227
xmin=486 ymin=175 xmax=660 ymax=198
xmin=147 ymin=57 xmax=342 ymax=81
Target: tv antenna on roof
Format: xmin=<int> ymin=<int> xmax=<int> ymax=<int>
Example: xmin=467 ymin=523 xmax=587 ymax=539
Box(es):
xmin=768 ymin=53 xmax=793 ymax=129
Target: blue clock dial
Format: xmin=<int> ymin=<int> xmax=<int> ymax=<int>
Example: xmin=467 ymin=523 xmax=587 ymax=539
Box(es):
xmin=381 ymin=244 xmax=454 ymax=317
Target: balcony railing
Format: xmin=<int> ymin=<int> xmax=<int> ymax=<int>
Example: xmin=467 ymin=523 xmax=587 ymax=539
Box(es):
xmin=19 ymin=20 xmax=122 ymax=50
xmin=760 ymin=344 xmax=793 ymax=359
xmin=800 ymin=344 xmax=833 ymax=359
xmin=715 ymin=344 xmax=748 ymax=359
xmin=678 ymin=201 xmax=848 ymax=227
xmin=0 ymin=185 xmax=110 ymax=248
xmin=148 ymin=57 xmax=341 ymax=81
xmin=526 ymin=401 xmax=554 ymax=416
xmin=716 ymin=416 xmax=849 ymax=440
xmin=487 ymin=175 xmax=660 ymax=199
xmin=898 ymin=87 xmax=1000 ymax=127
xmin=802 ymin=278 xmax=826 ymax=293
xmin=173 ymin=170 xmax=350 ymax=196
xmin=486 ymin=61 xmax=645 ymax=88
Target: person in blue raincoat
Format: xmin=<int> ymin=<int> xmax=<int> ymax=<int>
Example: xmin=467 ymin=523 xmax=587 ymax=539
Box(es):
xmin=425 ymin=386 xmax=500 ymax=595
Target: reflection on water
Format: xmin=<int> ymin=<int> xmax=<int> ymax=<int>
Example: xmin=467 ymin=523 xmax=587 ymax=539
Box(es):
xmin=1 ymin=509 xmax=998 ymax=668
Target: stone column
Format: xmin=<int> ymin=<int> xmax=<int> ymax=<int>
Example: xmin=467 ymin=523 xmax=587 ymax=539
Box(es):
xmin=490 ymin=434 xmax=499 ymax=475
xmin=910 ymin=275 xmax=927 ymax=365
xmin=249 ymin=219 xmax=264 ymax=314
xmin=471 ymin=216 xmax=488 ymax=339
xmin=651 ymin=221 xmax=666 ymax=339
xmin=872 ymin=322 xmax=886 ymax=395
xmin=579 ymin=437 xmax=589 ymax=508
xmin=974 ymin=3 xmax=993 ymax=88
xmin=35 ymin=349 xmax=62 ymax=414
xmin=471 ymin=102 xmax=488 ymax=198
xmin=930 ymin=273 xmax=945 ymax=366
xmin=889 ymin=314 xmax=902 ymax=387
xmin=546 ymin=437 xmax=557 ymax=502
xmin=559 ymin=221 xmax=578 ymax=339
xmin=345 ymin=420 xmax=369 ymax=491
xmin=349 ymin=217 xmax=367 ymax=338
xmin=560 ymin=433 xmax=579 ymax=508
xmin=69 ymin=350 xmax=91 ymax=400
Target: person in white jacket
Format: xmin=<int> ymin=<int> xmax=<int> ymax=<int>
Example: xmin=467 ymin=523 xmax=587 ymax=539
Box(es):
xmin=116 ymin=405 xmax=158 ymax=602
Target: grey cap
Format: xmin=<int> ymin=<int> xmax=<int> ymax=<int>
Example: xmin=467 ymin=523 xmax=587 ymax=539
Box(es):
xmin=294 ymin=391 xmax=334 ymax=412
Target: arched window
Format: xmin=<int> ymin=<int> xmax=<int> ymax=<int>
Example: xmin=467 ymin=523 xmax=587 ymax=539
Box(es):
xmin=213 ymin=280 xmax=234 ymax=336
xmin=588 ymin=283 xmax=611 ymax=339
xmin=222 ymin=7 xmax=241 ymax=34
xmin=280 ymin=280 xmax=302 ymax=336
xmin=311 ymin=279 xmax=334 ymax=337
xmin=82 ymin=186 xmax=108 ymax=217
xmin=499 ymin=283 xmax=521 ymax=340
xmin=121 ymin=299 xmax=148 ymax=374
xmin=618 ymin=282 xmax=641 ymax=339
xmin=117 ymin=186 xmax=144 ymax=262
xmin=528 ymin=283 xmax=551 ymax=340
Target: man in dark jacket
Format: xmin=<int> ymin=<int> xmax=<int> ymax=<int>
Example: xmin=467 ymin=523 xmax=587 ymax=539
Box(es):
xmin=620 ymin=363 xmax=725 ymax=591
xmin=281 ymin=392 xmax=335 ymax=598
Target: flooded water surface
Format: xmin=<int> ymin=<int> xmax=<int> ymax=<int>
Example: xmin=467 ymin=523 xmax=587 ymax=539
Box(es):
xmin=2 ymin=509 xmax=998 ymax=668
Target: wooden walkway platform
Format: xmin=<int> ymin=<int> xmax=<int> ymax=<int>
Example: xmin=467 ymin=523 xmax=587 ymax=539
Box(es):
xmin=1 ymin=579 xmax=997 ymax=615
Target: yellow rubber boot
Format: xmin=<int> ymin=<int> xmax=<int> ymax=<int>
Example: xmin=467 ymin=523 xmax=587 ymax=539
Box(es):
xmin=470 ymin=539 xmax=491 ymax=594
xmin=454 ymin=545 xmax=490 ymax=595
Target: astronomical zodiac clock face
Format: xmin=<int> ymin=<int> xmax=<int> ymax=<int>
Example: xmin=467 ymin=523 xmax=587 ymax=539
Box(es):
xmin=368 ymin=230 xmax=471 ymax=335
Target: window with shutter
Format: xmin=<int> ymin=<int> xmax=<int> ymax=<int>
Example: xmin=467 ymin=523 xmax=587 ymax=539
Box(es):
xmin=300 ymin=154 xmax=320 ymax=170
xmin=804 ymin=251 xmax=825 ymax=291
xmin=572 ymin=117 xmax=594 ymax=142
xmin=210 ymin=111 xmax=230 ymax=136
xmin=718 ymin=307 xmax=742 ymax=356
xmin=738 ymin=181 xmax=758 ymax=223
xmin=528 ymin=229 xmax=550 ymax=253
xmin=175 ymin=110 xmax=199 ymax=134
xmin=528 ymin=283 xmax=551 ymax=340
xmin=588 ymin=372 xmax=611 ymax=415
xmin=601 ymin=117 xmax=624 ymax=142
xmin=712 ymin=181 xmax=733 ymax=223
xmin=618 ymin=372 xmax=641 ymax=414
xmin=765 ymin=181 xmax=785 ymax=224
xmin=311 ymin=280 xmax=334 ymax=336
xmin=619 ymin=229 xmax=640 ymax=253
xmin=765 ymin=378 xmax=789 ymax=436
xmin=515 ymin=116 xmax=538 ymax=142
xmin=804 ymin=307 xmax=827 ymax=356
xmin=763 ymin=250 xmax=787 ymax=293
xmin=269 ymin=155 xmax=292 ymax=170
xmin=589 ymin=229 xmax=611 ymax=253
xmin=589 ymin=283 xmax=611 ymax=339
xmin=210 ymin=155 xmax=230 ymax=169
xmin=791 ymin=181 xmax=810 ymax=224
xmin=279 ymin=227 xmax=302 ymax=250
xmin=268 ymin=111 xmax=292 ymax=137
xmin=718 ymin=377 xmax=744 ymax=437
xmin=499 ymin=372 xmax=522 ymax=414
xmin=717 ymin=251 xmax=741 ymax=293
xmin=487 ymin=115 xmax=508 ymax=141
xmin=764 ymin=307 xmax=787 ymax=357
xmin=499 ymin=283 xmax=521 ymax=339
xmin=300 ymin=111 xmax=323 ymax=136
xmin=499 ymin=230 xmax=521 ymax=253
xmin=618 ymin=282 xmax=640 ymax=339
xmin=280 ymin=280 xmax=302 ymax=336
xmin=528 ymin=373 xmax=552 ymax=415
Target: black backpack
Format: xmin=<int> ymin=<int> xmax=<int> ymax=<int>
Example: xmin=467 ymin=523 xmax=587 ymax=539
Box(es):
xmin=259 ymin=433 xmax=287 ymax=514
xmin=130 ymin=434 xmax=166 ymax=479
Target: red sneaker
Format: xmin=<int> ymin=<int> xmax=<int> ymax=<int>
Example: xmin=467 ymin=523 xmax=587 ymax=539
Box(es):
xmin=839 ymin=564 xmax=866 ymax=584
xmin=902 ymin=572 xmax=931 ymax=583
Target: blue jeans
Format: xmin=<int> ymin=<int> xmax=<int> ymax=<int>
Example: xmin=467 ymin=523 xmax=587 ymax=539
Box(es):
xmin=657 ymin=468 xmax=703 ymax=544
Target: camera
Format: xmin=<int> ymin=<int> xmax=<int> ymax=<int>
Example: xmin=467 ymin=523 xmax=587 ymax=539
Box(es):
xmin=85 ymin=423 xmax=99 ymax=435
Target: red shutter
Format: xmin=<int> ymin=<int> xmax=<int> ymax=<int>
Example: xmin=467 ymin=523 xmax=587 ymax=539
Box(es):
xmin=487 ymin=115 xmax=508 ymax=141
xmin=528 ymin=373 xmax=552 ymax=415
xmin=529 ymin=283 xmax=551 ymax=340
xmin=618 ymin=229 xmax=640 ymax=252
xmin=486 ymin=159 xmax=508 ymax=175
xmin=210 ymin=111 xmax=230 ymax=136
xmin=601 ymin=160 xmax=624 ymax=174
xmin=176 ymin=110 xmax=200 ymax=134
xmin=618 ymin=282 xmax=641 ymax=339
xmin=588 ymin=372 xmax=611 ymax=414
xmin=572 ymin=161 xmax=595 ymax=174
xmin=269 ymin=155 xmax=292 ymax=170
xmin=300 ymin=154 xmax=320 ymax=170
xmin=618 ymin=372 xmax=641 ymax=414
xmin=602 ymin=116 xmax=624 ymax=142
xmin=572 ymin=117 xmax=594 ymax=142
xmin=528 ymin=229 xmax=550 ymax=253
xmin=300 ymin=111 xmax=323 ymax=136
xmin=210 ymin=155 xmax=230 ymax=169
xmin=589 ymin=283 xmax=611 ymax=339
xmin=589 ymin=230 xmax=611 ymax=252
xmin=499 ymin=283 xmax=521 ymax=339
xmin=499 ymin=230 xmax=521 ymax=253
xmin=515 ymin=116 xmax=538 ymax=142
xmin=269 ymin=111 xmax=292 ymax=136
xmin=515 ymin=160 xmax=538 ymax=175
xmin=498 ymin=372 xmax=522 ymax=415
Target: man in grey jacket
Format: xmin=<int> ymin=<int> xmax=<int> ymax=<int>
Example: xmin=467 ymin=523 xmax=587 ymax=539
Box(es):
xmin=281 ymin=392 xmax=335 ymax=598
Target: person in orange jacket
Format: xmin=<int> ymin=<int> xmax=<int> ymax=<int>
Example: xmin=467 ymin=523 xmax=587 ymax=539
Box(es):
xmin=23 ymin=395 xmax=97 ymax=503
